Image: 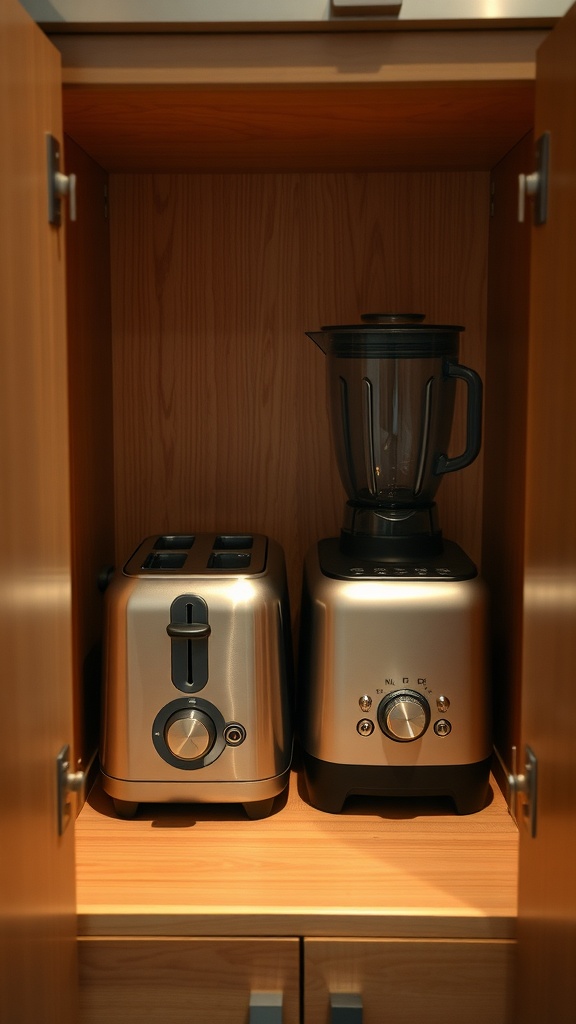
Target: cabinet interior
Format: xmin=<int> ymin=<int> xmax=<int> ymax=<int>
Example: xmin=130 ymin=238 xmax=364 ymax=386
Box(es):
xmin=57 ymin=31 xmax=535 ymax=790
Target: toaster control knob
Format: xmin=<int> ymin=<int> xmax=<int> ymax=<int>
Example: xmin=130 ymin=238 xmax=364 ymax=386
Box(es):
xmin=377 ymin=690 xmax=430 ymax=742
xmin=164 ymin=709 xmax=216 ymax=761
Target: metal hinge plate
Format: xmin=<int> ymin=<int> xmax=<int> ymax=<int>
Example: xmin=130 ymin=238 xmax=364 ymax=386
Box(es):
xmin=46 ymin=134 xmax=77 ymax=226
xmin=508 ymin=744 xmax=538 ymax=838
xmin=56 ymin=745 xmax=84 ymax=836
xmin=518 ymin=131 xmax=550 ymax=226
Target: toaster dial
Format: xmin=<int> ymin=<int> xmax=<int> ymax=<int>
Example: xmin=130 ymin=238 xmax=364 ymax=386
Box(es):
xmin=377 ymin=689 xmax=431 ymax=742
xmin=165 ymin=708 xmax=216 ymax=761
xmin=152 ymin=698 xmax=226 ymax=769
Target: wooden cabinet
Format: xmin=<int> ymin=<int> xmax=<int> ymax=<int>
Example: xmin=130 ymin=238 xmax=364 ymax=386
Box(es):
xmin=6 ymin=2 xmax=576 ymax=1021
xmin=56 ymin=27 xmax=545 ymax=778
xmin=58 ymin=19 xmax=532 ymax=1024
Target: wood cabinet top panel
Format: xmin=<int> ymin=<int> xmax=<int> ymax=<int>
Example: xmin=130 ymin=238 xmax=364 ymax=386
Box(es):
xmin=56 ymin=30 xmax=541 ymax=171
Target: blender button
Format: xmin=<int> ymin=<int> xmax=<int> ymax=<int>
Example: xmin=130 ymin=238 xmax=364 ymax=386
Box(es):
xmin=437 ymin=568 xmax=453 ymax=576
xmin=357 ymin=719 xmax=374 ymax=737
xmin=436 ymin=696 xmax=450 ymax=712
xmin=434 ymin=719 xmax=452 ymax=737
xmin=359 ymin=695 xmax=372 ymax=712
xmin=350 ymin=567 xmax=365 ymax=576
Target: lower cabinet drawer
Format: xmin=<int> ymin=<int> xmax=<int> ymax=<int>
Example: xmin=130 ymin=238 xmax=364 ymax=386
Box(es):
xmin=304 ymin=938 xmax=516 ymax=1024
xmin=79 ymin=935 xmax=515 ymax=1023
xmin=78 ymin=937 xmax=300 ymax=1024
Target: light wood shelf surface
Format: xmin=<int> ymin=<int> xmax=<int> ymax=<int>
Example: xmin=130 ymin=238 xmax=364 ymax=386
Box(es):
xmin=75 ymin=773 xmax=517 ymax=940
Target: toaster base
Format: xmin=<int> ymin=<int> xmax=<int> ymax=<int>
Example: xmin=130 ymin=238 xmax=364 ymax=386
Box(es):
xmin=301 ymin=752 xmax=492 ymax=815
xmin=101 ymin=767 xmax=290 ymax=819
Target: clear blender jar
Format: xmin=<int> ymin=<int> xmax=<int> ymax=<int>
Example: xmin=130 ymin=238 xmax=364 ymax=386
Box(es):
xmin=307 ymin=314 xmax=483 ymax=557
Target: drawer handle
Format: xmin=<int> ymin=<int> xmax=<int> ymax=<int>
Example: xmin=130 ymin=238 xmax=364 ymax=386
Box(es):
xmin=249 ymin=991 xmax=283 ymax=1022
xmin=331 ymin=993 xmax=363 ymax=1022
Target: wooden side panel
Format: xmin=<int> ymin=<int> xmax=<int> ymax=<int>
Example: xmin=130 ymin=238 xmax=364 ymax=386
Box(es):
xmin=482 ymin=132 xmax=533 ymax=779
xmin=0 ymin=0 xmax=77 ymax=1021
xmin=78 ymin=937 xmax=300 ymax=1024
xmin=109 ymin=170 xmax=488 ymax=611
xmin=304 ymin=938 xmax=516 ymax=1024
xmin=64 ymin=135 xmax=115 ymax=777
xmin=516 ymin=3 xmax=576 ymax=1020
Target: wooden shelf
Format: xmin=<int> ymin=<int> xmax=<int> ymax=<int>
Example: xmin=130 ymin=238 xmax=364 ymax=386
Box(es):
xmin=75 ymin=772 xmax=518 ymax=940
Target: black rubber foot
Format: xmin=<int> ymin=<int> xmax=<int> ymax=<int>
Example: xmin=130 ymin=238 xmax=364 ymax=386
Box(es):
xmin=302 ymin=753 xmax=492 ymax=815
xmin=243 ymin=798 xmax=276 ymax=820
xmin=112 ymin=798 xmax=139 ymax=819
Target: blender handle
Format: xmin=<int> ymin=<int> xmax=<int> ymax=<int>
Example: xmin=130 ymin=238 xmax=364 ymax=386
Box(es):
xmin=434 ymin=363 xmax=483 ymax=475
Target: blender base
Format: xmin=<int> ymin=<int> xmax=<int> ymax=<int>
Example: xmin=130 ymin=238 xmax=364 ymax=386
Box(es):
xmin=301 ymin=751 xmax=493 ymax=815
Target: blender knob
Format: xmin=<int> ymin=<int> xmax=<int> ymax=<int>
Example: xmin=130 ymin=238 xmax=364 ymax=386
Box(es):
xmin=164 ymin=708 xmax=216 ymax=761
xmin=377 ymin=690 xmax=430 ymax=742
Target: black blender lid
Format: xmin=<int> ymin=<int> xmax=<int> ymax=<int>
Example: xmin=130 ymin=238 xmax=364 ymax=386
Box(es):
xmin=319 ymin=313 xmax=464 ymax=332
xmin=307 ymin=314 xmax=464 ymax=356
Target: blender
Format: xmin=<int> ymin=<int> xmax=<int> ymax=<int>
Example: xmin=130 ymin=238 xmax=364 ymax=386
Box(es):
xmin=298 ymin=314 xmax=491 ymax=814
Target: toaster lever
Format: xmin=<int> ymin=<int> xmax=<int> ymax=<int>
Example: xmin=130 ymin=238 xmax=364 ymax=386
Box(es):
xmin=168 ymin=593 xmax=210 ymax=691
xmin=166 ymin=622 xmax=211 ymax=639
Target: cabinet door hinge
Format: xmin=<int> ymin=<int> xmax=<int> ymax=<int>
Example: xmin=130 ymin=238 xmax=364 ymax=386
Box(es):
xmin=46 ymin=134 xmax=77 ymax=226
xmin=518 ymin=132 xmax=550 ymax=226
xmin=56 ymin=745 xmax=84 ymax=836
xmin=507 ymin=744 xmax=538 ymax=838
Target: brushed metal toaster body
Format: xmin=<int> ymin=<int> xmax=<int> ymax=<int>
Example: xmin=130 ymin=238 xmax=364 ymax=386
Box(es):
xmin=101 ymin=533 xmax=293 ymax=818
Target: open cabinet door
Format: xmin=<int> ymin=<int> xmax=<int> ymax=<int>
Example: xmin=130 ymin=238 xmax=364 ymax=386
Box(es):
xmin=0 ymin=0 xmax=78 ymax=1021
xmin=516 ymin=3 xmax=576 ymax=1020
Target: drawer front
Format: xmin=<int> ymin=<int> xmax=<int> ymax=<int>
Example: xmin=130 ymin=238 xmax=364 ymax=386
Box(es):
xmin=79 ymin=937 xmax=299 ymax=1024
xmin=304 ymin=938 xmax=516 ymax=1024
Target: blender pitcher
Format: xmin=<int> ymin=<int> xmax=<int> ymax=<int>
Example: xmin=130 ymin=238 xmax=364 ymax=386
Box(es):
xmin=307 ymin=314 xmax=483 ymax=555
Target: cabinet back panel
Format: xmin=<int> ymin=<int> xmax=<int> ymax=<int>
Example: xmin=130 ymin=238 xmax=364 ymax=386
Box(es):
xmin=109 ymin=171 xmax=487 ymax=613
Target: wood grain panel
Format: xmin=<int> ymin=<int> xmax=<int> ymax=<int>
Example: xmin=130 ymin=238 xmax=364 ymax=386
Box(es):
xmin=65 ymin=135 xmax=115 ymax=778
xmin=109 ymin=170 xmax=488 ymax=618
xmin=0 ymin=1 xmax=77 ymax=1020
xmin=62 ymin=82 xmax=534 ymax=174
xmin=78 ymin=937 xmax=299 ymax=1024
xmin=55 ymin=28 xmax=545 ymax=84
xmin=304 ymin=937 xmax=516 ymax=1024
xmin=482 ymin=132 xmax=533 ymax=784
xmin=516 ymin=5 xmax=576 ymax=1022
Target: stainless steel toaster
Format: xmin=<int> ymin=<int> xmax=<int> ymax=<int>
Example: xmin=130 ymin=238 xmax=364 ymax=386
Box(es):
xmin=100 ymin=533 xmax=293 ymax=818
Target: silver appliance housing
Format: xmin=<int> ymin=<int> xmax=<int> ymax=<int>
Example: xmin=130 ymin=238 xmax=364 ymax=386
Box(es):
xmin=299 ymin=540 xmax=491 ymax=813
xmin=101 ymin=533 xmax=292 ymax=818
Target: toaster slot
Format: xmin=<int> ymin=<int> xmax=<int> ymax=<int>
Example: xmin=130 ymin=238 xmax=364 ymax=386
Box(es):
xmin=167 ymin=594 xmax=209 ymax=693
xmin=208 ymin=551 xmax=251 ymax=569
xmin=213 ymin=534 xmax=253 ymax=549
xmin=153 ymin=534 xmax=195 ymax=550
xmin=143 ymin=552 xmax=187 ymax=570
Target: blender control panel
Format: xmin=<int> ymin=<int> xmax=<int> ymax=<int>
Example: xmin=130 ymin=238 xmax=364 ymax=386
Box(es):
xmin=318 ymin=538 xmax=478 ymax=582
xmin=355 ymin=690 xmax=454 ymax=744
